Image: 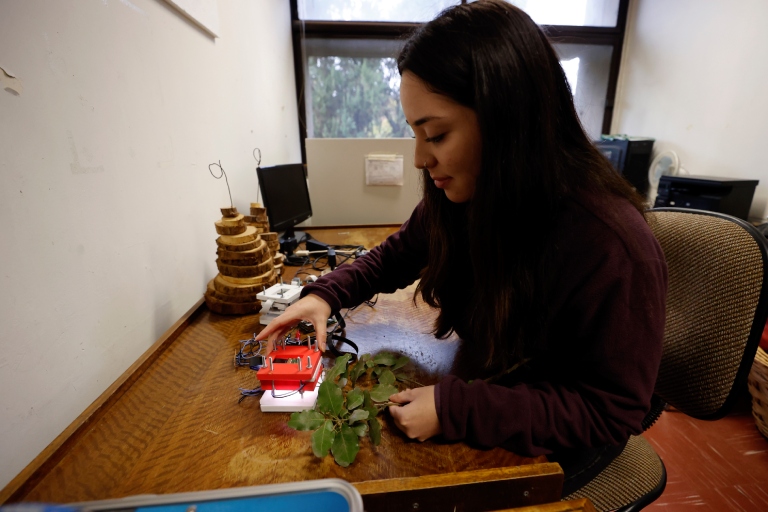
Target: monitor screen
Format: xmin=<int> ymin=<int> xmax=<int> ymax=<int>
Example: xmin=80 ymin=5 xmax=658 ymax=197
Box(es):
xmin=256 ymin=164 xmax=312 ymax=234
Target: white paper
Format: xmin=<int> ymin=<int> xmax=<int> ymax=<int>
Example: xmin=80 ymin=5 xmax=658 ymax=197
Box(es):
xmin=365 ymin=154 xmax=404 ymax=186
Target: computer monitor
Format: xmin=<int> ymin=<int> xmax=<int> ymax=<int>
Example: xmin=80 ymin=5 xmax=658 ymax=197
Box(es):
xmin=595 ymin=136 xmax=654 ymax=195
xmin=256 ymin=163 xmax=312 ymax=254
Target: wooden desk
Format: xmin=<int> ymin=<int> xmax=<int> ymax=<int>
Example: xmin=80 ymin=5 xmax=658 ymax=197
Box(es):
xmin=1 ymin=226 xmax=562 ymax=507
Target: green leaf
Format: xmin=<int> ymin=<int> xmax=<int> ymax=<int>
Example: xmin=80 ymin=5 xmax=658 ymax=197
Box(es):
xmin=349 ymin=361 xmax=367 ymax=384
xmin=338 ymin=377 xmax=348 ymax=388
xmin=372 ymin=366 xmax=383 ymax=377
xmin=373 ymin=352 xmax=397 ymax=366
xmin=368 ymin=413 xmax=382 ymax=446
xmin=378 ymin=368 xmax=396 ymax=386
xmin=370 ymin=383 xmax=399 ymax=402
xmin=311 ymin=420 xmax=336 ymax=458
xmin=346 ymin=388 xmax=364 ymax=410
xmin=324 ymin=353 xmax=351 ymax=383
xmin=347 ymin=409 xmax=369 ymax=423
xmin=360 ymin=353 xmax=372 ymax=362
xmin=364 ymin=395 xmax=381 ymax=445
xmin=395 ymin=372 xmax=409 ymax=382
xmin=316 ymin=380 xmax=344 ymax=415
xmin=352 ymin=422 xmax=368 ymax=437
xmin=365 ymin=360 xmax=376 ymax=368
xmin=331 ymin=424 xmax=360 ymax=467
xmin=287 ymin=410 xmax=325 ymax=431
xmin=392 ymin=356 xmax=409 ymax=371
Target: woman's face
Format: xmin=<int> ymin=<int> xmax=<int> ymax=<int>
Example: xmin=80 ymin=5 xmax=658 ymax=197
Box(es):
xmin=400 ymin=72 xmax=482 ymax=203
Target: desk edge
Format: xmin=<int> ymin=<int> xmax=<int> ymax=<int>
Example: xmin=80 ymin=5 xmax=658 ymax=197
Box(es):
xmin=306 ymin=223 xmax=401 ymax=230
xmin=353 ymin=463 xmax=563 ymax=495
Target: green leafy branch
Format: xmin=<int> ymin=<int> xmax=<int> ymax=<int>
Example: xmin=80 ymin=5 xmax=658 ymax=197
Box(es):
xmin=287 ymin=351 xmax=411 ymax=467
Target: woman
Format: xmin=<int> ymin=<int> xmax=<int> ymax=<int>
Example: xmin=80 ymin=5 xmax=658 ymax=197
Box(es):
xmin=258 ymin=0 xmax=667 ymax=493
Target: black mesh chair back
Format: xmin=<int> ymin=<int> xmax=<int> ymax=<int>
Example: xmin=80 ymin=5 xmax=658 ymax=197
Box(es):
xmin=648 ymin=209 xmax=768 ymax=418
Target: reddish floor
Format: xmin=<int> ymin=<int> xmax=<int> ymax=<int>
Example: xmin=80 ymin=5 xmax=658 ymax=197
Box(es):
xmin=643 ymin=392 xmax=768 ymax=511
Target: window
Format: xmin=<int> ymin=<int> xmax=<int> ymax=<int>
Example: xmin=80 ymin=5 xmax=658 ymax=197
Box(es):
xmin=509 ymin=0 xmax=620 ymax=27
xmin=290 ymin=0 xmax=629 ymax=161
xmin=298 ymin=0 xmax=459 ymax=22
xmin=303 ymin=38 xmax=409 ymax=138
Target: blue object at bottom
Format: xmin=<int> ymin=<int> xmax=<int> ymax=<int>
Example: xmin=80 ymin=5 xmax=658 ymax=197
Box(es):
xmin=136 ymin=491 xmax=350 ymax=512
xmin=0 ymin=491 xmax=351 ymax=512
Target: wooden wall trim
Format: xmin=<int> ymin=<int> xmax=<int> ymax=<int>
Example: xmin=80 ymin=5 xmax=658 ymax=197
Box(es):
xmin=0 ymin=297 xmax=207 ymax=504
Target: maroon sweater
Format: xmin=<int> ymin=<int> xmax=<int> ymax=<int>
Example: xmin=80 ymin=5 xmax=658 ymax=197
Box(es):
xmin=303 ymin=193 xmax=667 ymax=457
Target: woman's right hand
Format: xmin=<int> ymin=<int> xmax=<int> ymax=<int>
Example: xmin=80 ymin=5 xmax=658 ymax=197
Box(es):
xmin=255 ymin=294 xmax=333 ymax=353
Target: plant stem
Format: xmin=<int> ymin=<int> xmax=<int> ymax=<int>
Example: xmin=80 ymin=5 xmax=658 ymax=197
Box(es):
xmin=376 ymin=401 xmax=403 ymax=407
xmin=398 ymin=377 xmax=425 ymax=387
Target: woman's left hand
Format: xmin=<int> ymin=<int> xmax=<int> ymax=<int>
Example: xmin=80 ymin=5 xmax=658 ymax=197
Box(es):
xmin=388 ymin=386 xmax=442 ymax=441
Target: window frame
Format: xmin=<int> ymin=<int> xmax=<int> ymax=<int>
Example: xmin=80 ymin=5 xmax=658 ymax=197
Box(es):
xmin=289 ymin=0 xmax=630 ymax=164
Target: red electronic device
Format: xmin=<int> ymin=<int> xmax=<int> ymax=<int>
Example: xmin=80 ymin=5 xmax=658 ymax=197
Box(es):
xmin=256 ymin=340 xmax=324 ymax=392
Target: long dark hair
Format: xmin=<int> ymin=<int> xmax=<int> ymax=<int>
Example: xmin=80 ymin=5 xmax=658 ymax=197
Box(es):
xmin=398 ymin=0 xmax=644 ymax=370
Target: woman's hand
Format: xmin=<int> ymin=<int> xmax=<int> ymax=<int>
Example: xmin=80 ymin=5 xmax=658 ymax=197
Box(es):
xmin=255 ymin=294 xmax=332 ymax=352
xmin=388 ymin=386 xmax=442 ymax=441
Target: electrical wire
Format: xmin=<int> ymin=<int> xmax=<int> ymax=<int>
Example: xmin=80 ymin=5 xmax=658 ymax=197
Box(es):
xmin=238 ymin=386 xmax=263 ymax=403
xmin=308 ymin=246 xmax=362 ymax=271
xmin=293 ymin=270 xmax=315 ymax=280
xmin=270 ymin=381 xmax=307 ymax=398
xmin=234 ymin=334 xmax=265 ymax=370
xmin=208 ymin=160 xmax=234 ymax=209
xmin=253 ymin=147 xmax=262 ymax=204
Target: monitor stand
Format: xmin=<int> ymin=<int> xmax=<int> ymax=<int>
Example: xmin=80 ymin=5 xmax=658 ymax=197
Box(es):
xmin=279 ymin=227 xmax=310 ymax=256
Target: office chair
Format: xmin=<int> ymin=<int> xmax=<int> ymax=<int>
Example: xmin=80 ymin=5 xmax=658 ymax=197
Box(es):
xmin=564 ymin=208 xmax=768 ymax=512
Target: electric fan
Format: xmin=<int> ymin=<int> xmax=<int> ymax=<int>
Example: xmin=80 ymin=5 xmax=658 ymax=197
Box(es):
xmin=647 ymin=150 xmax=680 ymax=203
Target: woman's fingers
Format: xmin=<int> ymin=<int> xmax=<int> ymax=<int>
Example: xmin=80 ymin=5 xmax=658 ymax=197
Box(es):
xmin=254 ymin=294 xmax=333 ymax=353
xmin=387 ymin=385 xmax=440 ymax=442
xmin=388 ymin=388 xmax=413 ymax=403
xmin=262 ymin=323 xmax=292 ymax=353
xmin=256 ymin=315 xmax=293 ymax=342
xmin=313 ymin=319 xmax=328 ymax=351
xmin=264 ymin=325 xmax=292 ymax=353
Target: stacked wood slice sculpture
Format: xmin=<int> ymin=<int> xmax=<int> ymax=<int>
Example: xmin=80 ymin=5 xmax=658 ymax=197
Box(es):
xmin=204 ymin=206 xmax=278 ymax=315
xmin=246 ymin=203 xmax=284 ymax=277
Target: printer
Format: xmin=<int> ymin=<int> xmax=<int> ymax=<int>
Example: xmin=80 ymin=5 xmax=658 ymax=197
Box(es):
xmin=653 ymin=175 xmax=759 ymax=220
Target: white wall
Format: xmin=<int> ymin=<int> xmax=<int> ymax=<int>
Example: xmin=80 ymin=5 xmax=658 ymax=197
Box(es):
xmin=613 ymin=0 xmax=768 ymax=223
xmin=306 ymin=138 xmax=420 ymax=226
xmin=0 ymin=0 xmax=299 ymax=489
